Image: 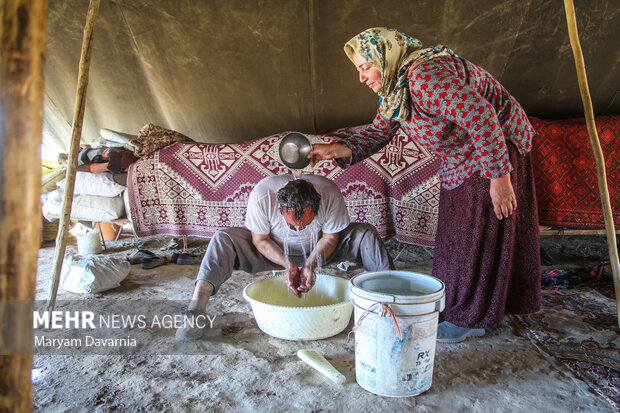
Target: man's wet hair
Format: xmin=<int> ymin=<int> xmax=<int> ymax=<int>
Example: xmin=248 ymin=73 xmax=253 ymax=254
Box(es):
xmin=277 ymin=179 xmax=321 ymax=220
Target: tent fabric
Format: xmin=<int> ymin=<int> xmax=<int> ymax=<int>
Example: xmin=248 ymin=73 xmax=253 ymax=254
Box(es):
xmin=44 ymin=1 xmax=620 ymax=153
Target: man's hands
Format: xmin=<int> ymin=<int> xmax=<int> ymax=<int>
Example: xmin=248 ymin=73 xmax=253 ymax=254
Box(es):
xmin=489 ymin=173 xmax=517 ymax=220
xmin=299 ymin=265 xmax=316 ymax=294
xmin=284 ymin=266 xmax=302 ymax=297
xmin=252 ymin=231 xmax=331 ymax=299
xmin=284 ymin=264 xmax=316 ymax=298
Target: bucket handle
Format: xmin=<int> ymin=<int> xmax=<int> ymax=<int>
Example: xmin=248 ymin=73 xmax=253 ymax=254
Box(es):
xmin=348 ymin=301 xmax=403 ymax=341
xmin=351 ymin=288 xmax=397 ymax=304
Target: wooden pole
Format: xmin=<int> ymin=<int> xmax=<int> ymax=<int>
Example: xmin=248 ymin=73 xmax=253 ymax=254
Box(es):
xmin=46 ymin=0 xmax=101 ymax=311
xmin=0 ymin=0 xmax=49 ymax=411
xmin=564 ymin=0 xmax=620 ymax=327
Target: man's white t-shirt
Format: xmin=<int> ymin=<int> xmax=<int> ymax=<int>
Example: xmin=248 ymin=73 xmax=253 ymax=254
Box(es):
xmin=245 ymin=174 xmax=350 ymax=256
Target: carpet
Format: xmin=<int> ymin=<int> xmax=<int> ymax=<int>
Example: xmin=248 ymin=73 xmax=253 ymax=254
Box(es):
xmin=515 ymin=272 xmax=620 ymax=410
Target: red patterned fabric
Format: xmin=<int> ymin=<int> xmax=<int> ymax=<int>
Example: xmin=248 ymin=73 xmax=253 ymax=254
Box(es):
xmin=127 ymin=126 xmax=442 ymax=246
xmin=530 ymin=115 xmax=620 ymax=228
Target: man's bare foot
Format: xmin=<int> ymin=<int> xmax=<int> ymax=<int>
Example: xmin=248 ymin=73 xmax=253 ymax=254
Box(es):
xmin=176 ymin=281 xmax=214 ymax=341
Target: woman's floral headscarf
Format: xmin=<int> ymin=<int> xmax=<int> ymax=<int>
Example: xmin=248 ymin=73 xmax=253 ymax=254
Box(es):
xmin=344 ymin=27 xmax=455 ymax=121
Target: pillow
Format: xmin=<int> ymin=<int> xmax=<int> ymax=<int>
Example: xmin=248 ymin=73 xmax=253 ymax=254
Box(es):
xmin=57 ymin=171 xmax=125 ymax=197
xmin=42 ymin=189 xmax=126 ymax=222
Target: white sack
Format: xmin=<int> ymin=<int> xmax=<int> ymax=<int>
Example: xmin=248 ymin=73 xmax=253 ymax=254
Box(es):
xmin=42 ymin=189 xmax=126 ymax=222
xmin=60 ymin=254 xmax=130 ymax=294
xmin=57 ymin=171 xmax=126 ymax=197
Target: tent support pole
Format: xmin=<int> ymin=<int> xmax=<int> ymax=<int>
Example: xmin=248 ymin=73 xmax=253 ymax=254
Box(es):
xmin=0 ymin=1 xmax=49 ymax=411
xmin=564 ymin=0 xmax=620 ymax=328
xmin=46 ymin=0 xmax=101 ymax=311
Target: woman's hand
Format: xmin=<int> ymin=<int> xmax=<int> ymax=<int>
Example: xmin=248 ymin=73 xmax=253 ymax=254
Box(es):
xmin=489 ymin=173 xmax=517 ymax=220
xmin=308 ymin=143 xmax=352 ymax=168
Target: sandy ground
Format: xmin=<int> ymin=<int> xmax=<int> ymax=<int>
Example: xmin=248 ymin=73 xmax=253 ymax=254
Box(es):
xmin=32 ymin=233 xmax=616 ymax=412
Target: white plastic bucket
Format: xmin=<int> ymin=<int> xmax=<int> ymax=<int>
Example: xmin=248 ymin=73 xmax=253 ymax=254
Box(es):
xmin=349 ymin=270 xmax=445 ymax=397
xmin=76 ymin=229 xmax=103 ymax=255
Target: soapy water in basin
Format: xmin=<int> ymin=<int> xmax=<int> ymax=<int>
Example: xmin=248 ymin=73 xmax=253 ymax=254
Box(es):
xmin=245 ymin=273 xmax=349 ymax=308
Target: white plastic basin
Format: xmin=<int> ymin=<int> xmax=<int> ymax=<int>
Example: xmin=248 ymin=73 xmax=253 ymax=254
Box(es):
xmin=243 ymin=273 xmax=353 ymax=340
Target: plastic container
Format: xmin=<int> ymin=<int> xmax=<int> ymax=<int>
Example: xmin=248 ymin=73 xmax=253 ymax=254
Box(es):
xmin=349 ymin=270 xmax=445 ymax=397
xmin=243 ymin=272 xmax=352 ymax=340
xmin=96 ymin=222 xmax=122 ymax=241
xmin=76 ymin=229 xmax=103 ymax=255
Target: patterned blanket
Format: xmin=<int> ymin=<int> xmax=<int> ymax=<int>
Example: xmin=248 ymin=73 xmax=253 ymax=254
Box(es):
xmin=531 ymin=115 xmax=620 ymax=228
xmin=127 ymin=126 xmax=441 ymax=246
xmin=128 ymin=115 xmax=619 ymax=243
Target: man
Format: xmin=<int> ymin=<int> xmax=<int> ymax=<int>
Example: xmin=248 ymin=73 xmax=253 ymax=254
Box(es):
xmin=176 ymin=174 xmax=394 ymax=340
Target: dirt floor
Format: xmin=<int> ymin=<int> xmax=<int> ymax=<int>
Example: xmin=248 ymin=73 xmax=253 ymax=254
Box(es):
xmin=32 ymin=231 xmax=617 ymax=412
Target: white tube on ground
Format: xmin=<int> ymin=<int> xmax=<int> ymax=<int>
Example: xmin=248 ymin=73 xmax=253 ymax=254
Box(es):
xmin=297 ymin=349 xmax=346 ymax=384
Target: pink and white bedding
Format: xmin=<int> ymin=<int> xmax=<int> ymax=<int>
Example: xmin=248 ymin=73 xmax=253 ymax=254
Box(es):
xmin=127 ymin=126 xmax=441 ymax=246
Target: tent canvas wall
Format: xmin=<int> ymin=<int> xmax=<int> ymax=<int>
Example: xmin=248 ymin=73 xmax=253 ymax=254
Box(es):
xmin=43 ymin=0 xmax=620 ymax=158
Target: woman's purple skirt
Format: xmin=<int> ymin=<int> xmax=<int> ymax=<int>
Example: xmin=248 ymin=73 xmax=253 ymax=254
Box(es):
xmin=432 ymin=143 xmax=541 ymax=328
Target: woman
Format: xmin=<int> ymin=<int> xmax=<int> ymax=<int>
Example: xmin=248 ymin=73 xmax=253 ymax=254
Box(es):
xmin=309 ymin=27 xmax=541 ymax=343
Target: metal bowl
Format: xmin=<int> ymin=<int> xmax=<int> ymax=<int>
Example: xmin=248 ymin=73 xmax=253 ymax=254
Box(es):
xmin=278 ymin=132 xmax=312 ymax=169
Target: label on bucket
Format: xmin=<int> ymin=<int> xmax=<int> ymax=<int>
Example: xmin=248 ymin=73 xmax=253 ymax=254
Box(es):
xmin=354 ymin=311 xmax=438 ymax=397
